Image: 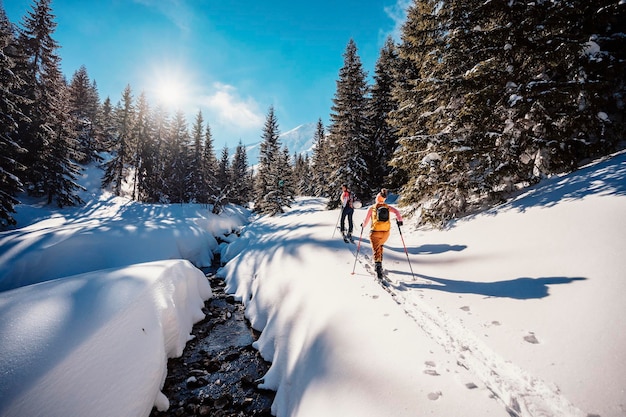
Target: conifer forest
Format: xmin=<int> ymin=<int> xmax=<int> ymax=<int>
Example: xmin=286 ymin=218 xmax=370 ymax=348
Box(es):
xmin=1 ymin=0 xmax=624 ymax=227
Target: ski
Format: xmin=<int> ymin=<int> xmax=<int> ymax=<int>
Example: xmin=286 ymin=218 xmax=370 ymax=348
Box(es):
xmin=363 ymin=263 xmax=390 ymax=283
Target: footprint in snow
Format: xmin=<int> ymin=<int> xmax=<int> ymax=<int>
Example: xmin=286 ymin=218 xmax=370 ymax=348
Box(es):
xmin=524 ymin=332 xmax=539 ymax=344
xmin=423 ymin=361 xmax=439 ymax=376
xmin=427 ymin=391 xmax=442 ymax=400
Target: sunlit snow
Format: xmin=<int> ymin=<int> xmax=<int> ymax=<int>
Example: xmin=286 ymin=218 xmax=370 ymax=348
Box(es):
xmin=1 ymin=152 xmax=625 ymax=417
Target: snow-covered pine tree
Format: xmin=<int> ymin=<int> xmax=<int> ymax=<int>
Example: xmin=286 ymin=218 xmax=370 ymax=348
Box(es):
xmin=102 ymin=85 xmax=133 ymax=196
xmin=188 ymin=110 xmax=205 ymax=203
xmin=254 ymin=106 xmax=287 ymax=215
xmin=208 ymin=144 xmax=231 ymax=213
xmin=14 ymin=0 xmax=83 ymax=207
xmin=45 ymin=77 xmax=85 ymax=208
xmin=417 ymin=0 xmax=509 ymax=218
xmin=310 ymin=118 xmax=330 ymax=198
xmin=389 ymin=0 xmax=626 ymax=226
xmin=573 ymin=1 xmax=625 ymax=157
xmin=130 ymin=92 xmax=151 ymax=201
xmin=484 ymin=0 xmax=625 ymax=192
xmin=68 ymin=65 xmax=101 ymax=164
xmin=0 ymin=5 xmax=27 ymax=226
xmin=388 ymin=0 xmax=459 ymax=222
xmin=230 ymin=140 xmax=252 ymax=206
xmin=326 ymin=39 xmax=371 ymax=207
xmin=368 ymin=36 xmax=401 ymax=191
xmin=292 ymin=153 xmax=313 ymax=196
xmin=201 ymin=123 xmax=219 ymax=205
xmin=99 ymin=96 xmax=115 ymax=151
xmin=166 ymin=110 xmax=191 ymax=203
xmin=276 ymin=146 xmax=295 ymax=208
xmin=216 ymin=145 xmax=230 ymax=197
xmin=137 ymin=103 xmax=167 ymax=203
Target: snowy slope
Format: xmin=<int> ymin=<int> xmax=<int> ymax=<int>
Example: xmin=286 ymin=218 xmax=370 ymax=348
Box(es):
xmin=218 ymin=151 xmax=626 ymax=417
xmin=0 ymin=152 xmax=624 ymax=417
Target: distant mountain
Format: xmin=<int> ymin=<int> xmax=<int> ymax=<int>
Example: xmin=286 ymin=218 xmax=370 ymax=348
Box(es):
xmin=243 ymin=122 xmax=317 ymax=166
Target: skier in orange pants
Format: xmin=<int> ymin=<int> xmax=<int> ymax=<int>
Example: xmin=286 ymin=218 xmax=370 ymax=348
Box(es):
xmin=361 ymin=189 xmax=403 ymax=279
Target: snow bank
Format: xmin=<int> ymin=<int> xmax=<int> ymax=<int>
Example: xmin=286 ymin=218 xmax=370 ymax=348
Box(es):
xmin=0 ymin=195 xmax=250 ymax=292
xmin=0 ymin=260 xmax=211 ymax=417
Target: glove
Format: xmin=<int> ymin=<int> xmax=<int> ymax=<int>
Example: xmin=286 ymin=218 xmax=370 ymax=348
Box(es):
xmin=397 ymin=220 xmax=403 ymax=226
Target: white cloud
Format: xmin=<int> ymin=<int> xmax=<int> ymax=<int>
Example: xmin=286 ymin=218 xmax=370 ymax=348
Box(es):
xmin=133 ymin=0 xmax=194 ymax=34
xmin=383 ymin=0 xmax=412 ymax=40
xmin=201 ymin=83 xmax=265 ymax=130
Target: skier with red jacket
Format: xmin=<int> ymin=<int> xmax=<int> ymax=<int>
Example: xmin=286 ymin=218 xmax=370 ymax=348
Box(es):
xmin=339 ymin=184 xmax=355 ymax=240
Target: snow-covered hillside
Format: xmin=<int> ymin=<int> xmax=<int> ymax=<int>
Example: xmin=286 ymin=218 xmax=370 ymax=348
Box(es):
xmin=0 ymin=151 xmax=624 ymax=417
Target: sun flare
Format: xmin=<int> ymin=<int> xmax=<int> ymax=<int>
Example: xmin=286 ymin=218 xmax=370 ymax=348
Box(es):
xmin=156 ymin=79 xmax=184 ymax=107
xmin=148 ymin=64 xmax=192 ymax=109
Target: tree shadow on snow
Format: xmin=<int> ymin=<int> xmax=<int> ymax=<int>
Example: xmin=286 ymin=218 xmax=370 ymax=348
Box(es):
xmin=497 ymin=151 xmax=626 ymax=213
xmin=397 ymin=274 xmax=587 ymax=300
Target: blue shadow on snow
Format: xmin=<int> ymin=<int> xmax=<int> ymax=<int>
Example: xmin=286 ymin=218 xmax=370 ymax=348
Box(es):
xmin=397 ymin=274 xmax=587 ymax=300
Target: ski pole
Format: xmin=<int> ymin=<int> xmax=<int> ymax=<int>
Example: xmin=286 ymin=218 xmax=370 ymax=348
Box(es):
xmin=351 ymin=226 xmax=365 ymax=275
xmin=332 ymin=207 xmax=342 ymax=238
xmin=397 ymin=221 xmax=415 ymax=280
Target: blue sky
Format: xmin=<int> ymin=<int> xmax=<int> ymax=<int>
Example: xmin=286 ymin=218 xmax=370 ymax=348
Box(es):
xmin=4 ymin=0 xmax=410 ymax=148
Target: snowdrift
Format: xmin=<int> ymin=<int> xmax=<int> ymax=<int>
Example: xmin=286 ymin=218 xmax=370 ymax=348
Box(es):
xmin=0 ymin=195 xmax=249 ymax=292
xmin=0 ymin=260 xmax=210 ymax=417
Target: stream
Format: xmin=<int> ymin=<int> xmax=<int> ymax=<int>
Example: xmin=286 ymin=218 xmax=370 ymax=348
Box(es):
xmin=150 ymin=272 xmax=275 ymax=417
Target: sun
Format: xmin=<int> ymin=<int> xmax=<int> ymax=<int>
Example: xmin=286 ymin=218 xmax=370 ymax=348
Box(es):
xmin=156 ymin=79 xmax=184 ymax=107
xmin=148 ymin=64 xmax=191 ymax=109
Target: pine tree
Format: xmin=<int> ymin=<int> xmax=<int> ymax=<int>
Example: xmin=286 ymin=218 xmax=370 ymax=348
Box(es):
xmin=216 ymin=145 xmax=230 ymax=196
xmin=277 ymin=146 xmax=296 ymax=207
xmin=166 ymin=110 xmax=190 ymax=203
xmin=209 ymin=144 xmax=231 ymax=213
xmin=230 ymin=140 xmax=252 ymax=206
xmin=141 ymin=104 xmax=169 ymax=203
xmin=99 ymin=96 xmax=115 ymax=153
xmin=45 ymin=78 xmax=85 ymax=207
xmin=68 ymin=65 xmax=101 ymax=164
xmin=15 ymin=0 xmax=83 ymax=206
xmin=293 ymin=153 xmax=313 ymax=196
xmin=310 ymin=118 xmax=330 ymax=197
xmin=201 ymin=123 xmax=218 ymax=204
xmin=369 ymin=36 xmax=401 ymax=190
xmin=130 ymin=92 xmax=151 ymax=201
xmin=0 ymin=5 xmax=27 ymax=226
xmin=188 ymin=110 xmax=205 ymax=203
xmin=102 ymin=85 xmax=133 ymax=196
xmin=389 ymin=0 xmax=625 ymax=226
xmin=326 ymin=39 xmax=371 ymax=207
xmin=254 ymin=106 xmax=288 ymax=215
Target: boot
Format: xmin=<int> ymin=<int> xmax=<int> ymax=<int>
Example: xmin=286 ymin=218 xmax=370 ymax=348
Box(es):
xmin=375 ymin=262 xmax=383 ymax=279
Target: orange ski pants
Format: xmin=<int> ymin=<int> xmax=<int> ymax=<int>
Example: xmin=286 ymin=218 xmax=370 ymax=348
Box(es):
xmin=370 ymin=230 xmax=390 ymax=263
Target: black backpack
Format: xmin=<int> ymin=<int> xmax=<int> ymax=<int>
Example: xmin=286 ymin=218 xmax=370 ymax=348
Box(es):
xmin=376 ymin=205 xmax=389 ymax=222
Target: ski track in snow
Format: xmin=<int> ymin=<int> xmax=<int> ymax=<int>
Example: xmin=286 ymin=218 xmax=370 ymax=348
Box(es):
xmin=377 ymin=273 xmax=587 ymax=417
xmin=344 ymin=237 xmax=587 ymax=417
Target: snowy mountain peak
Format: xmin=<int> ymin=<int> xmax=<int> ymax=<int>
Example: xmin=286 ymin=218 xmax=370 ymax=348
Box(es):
xmin=244 ymin=122 xmax=317 ymax=165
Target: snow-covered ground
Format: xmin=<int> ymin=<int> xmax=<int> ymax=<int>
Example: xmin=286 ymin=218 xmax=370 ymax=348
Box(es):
xmin=1 ymin=152 xmax=625 ymax=417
